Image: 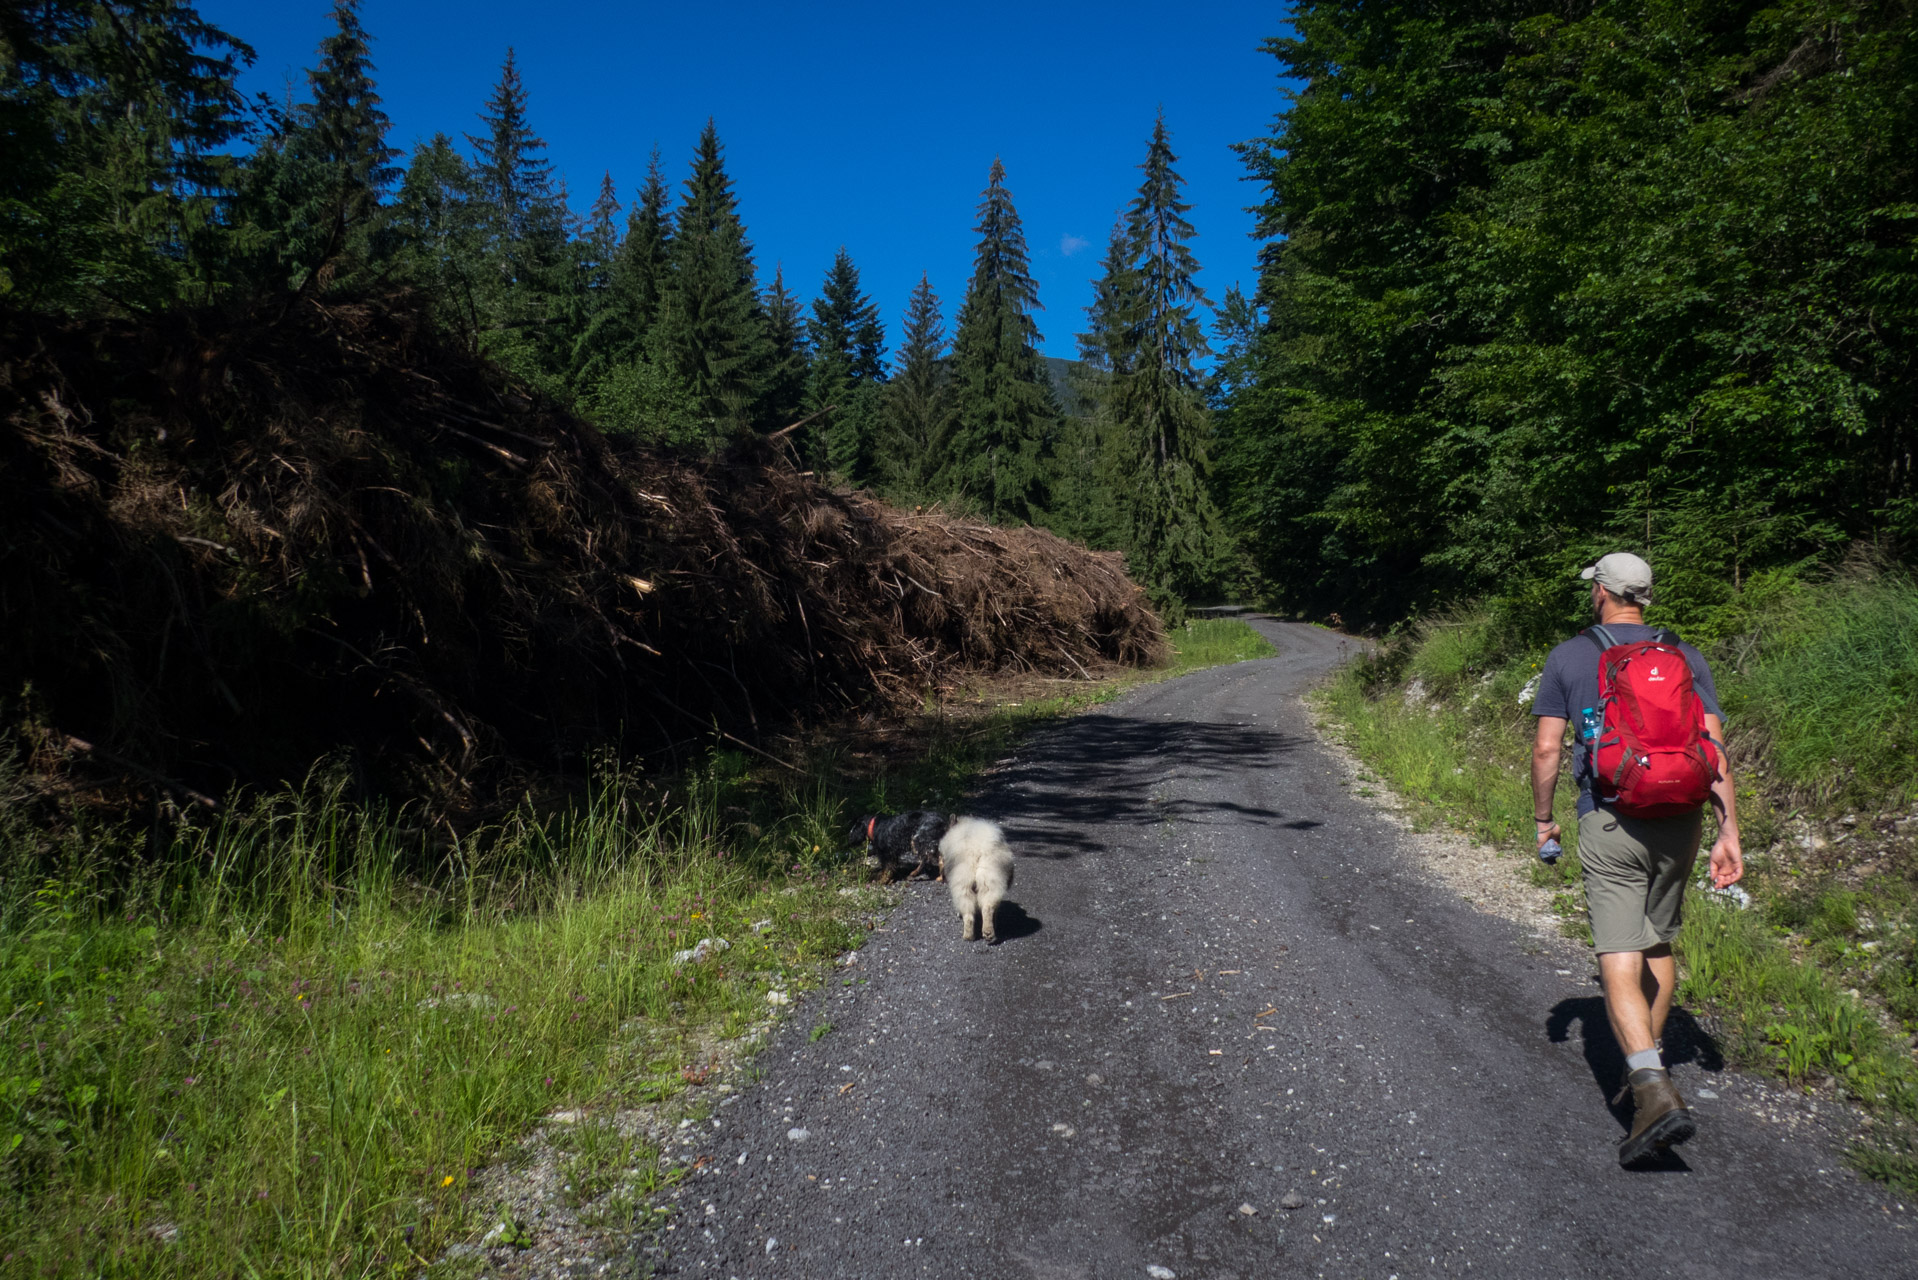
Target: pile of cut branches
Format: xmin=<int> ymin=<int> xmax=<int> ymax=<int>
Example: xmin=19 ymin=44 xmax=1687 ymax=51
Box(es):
xmin=0 ymin=292 xmax=1164 ymax=819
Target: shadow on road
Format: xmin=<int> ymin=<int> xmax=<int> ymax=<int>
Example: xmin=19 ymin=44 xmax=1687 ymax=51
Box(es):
xmin=991 ymin=901 xmax=1041 ymax=942
xmin=1547 ymin=997 xmax=1726 ymax=1130
xmin=989 ymin=713 xmax=1315 ymax=859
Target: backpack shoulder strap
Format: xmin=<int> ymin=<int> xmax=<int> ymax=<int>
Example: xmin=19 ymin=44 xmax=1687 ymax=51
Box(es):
xmin=1584 ymin=624 xmax=1619 ymax=652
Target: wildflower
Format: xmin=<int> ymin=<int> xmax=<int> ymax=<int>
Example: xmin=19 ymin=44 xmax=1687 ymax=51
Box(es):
xmin=441 ymin=1175 xmax=455 ymax=1187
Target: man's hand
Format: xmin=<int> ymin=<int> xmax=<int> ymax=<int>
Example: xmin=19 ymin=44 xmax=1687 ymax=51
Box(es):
xmin=1708 ymin=827 xmax=1743 ymax=887
xmin=1535 ymin=818 xmax=1562 ymax=852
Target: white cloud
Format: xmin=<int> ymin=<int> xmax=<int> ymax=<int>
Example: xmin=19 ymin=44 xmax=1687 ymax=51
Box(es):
xmin=1059 ymin=234 xmax=1091 ymax=257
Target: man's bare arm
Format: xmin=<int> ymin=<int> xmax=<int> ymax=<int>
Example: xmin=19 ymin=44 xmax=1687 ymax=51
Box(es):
xmin=1703 ymin=712 xmax=1743 ymax=886
xmin=1532 ymin=715 xmax=1567 ymax=845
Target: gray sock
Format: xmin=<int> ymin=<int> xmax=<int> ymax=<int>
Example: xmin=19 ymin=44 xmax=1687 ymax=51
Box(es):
xmin=1626 ymin=1047 xmax=1663 ymax=1073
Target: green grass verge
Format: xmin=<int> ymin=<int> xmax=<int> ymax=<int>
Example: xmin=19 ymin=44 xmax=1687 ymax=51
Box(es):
xmin=1316 ymin=584 xmax=1918 ymax=1192
xmin=1161 ymin=618 xmax=1279 ymax=675
xmin=0 ymin=617 xmax=1274 ymax=1275
xmin=1724 ymin=572 xmax=1918 ymax=809
xmin=0 ymin=775 xmax=867 ymax=1276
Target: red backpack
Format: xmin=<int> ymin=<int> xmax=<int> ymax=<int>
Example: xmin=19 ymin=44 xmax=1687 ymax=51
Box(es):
xmin=1585 ymin=626 xmax=1721 ymax=818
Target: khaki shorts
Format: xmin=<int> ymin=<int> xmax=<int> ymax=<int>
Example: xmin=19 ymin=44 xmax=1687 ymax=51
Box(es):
xmin=1578 ymin=807 xmax=1703 ymax=954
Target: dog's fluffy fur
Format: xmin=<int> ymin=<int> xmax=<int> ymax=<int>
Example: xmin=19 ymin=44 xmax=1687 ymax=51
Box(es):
xmin=939 ymin=817 xmax=1014 ymax=943
xmin=849 ymin=810 xmax=950 ymax=882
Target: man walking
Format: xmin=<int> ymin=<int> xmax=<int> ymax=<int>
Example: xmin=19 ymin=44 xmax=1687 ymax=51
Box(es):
xmin=1531 ymin=552 xmax=1743 ymax=1166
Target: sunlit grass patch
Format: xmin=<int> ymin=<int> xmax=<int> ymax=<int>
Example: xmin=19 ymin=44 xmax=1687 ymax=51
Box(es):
xmin=1725 ymin=571 xmax=1918 ymax=809
xmin=1163 ymin=618 xmax=1278 ymax=675
xmin=0 ymin=778 xmax=862 ymax=1276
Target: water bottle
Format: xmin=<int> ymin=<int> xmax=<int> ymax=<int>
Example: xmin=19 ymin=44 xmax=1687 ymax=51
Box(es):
xmin=1579 ymin=706 xmax=1602 ymax=743
xmin=1537 ymin=836 xmax=1563 ymax=865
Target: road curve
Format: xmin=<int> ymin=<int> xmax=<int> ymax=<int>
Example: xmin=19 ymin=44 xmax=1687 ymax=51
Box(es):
xmin=663 ymin=619 xmax=1916 ymax=1279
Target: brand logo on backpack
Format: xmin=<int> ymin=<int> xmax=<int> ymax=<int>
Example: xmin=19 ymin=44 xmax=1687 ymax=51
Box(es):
xmin=1583 ymin=627 xmax=1720 ymax=819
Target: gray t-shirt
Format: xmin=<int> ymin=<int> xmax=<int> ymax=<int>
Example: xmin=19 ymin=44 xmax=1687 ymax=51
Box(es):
xmin=1531 ymin=624 xmax=1722 ymax=817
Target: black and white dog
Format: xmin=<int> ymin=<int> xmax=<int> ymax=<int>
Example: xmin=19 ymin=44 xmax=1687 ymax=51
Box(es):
xmin=849 ymin=810 xmax=951 ymax=883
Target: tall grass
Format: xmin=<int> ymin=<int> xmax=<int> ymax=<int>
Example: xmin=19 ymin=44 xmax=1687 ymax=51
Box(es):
xmin=0 ymin=772 xmax=864 ymax=1276
xmin=1726 ymin=571 xmax=1918 ymax=808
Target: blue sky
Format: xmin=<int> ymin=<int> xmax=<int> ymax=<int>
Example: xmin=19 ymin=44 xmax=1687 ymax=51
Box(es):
xmin=199 ymin=1 xmax=1291 ymax=362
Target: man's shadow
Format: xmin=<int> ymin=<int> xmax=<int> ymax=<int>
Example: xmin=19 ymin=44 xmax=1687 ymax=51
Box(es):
xmin=1547 ymin=997 xmax=1725 ymax=1172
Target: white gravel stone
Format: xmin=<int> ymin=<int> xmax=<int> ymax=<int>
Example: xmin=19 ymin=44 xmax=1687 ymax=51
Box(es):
xmin=787 ymin=1127 xmax=810 ymax=1143
xmin=672 ymin=937 xmax=731 ymax=966
xmin=1147 ymin=1267 xmax=1177 ymax=1279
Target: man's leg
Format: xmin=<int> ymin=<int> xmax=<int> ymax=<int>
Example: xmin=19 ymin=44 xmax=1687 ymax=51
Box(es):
xmin=1599 ymin=948 xmax=1658 ymax=1057
xmin=1643 ymin=944 xmax=1677 ymax=1044
xmin=1583 ymin=812 xmax=1698 ymax=1164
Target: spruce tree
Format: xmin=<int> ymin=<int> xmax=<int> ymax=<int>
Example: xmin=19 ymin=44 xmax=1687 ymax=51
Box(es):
xmin=1078 ymin=221 xmax=1137 ymax=375
xmin=570 ymin=149 xmax=671 ymax=393
xmin=467 ymin=50 xmax=555 ymax=251
xmin=880 ymin=274 xmax=955 ymax=498
xmin=290 ymin=0 xmax=398 ymax=277
xmin=615 ymin=150 xmax=673 ymax=334
xmin=465 ymin=49 xmax=571 ymax=387
xmin=1044 ymin=220 xmax=1137 ymax=550
xmin=806 ymin=248 xmax=887 ymax=479
xmin=944 ymin=158 xmax=1055 ymax=523
xmin=1103 ymin=113 xmax=1227 ymax=609
xmin=391 ymin=133 xmax=482 ymax=331
xmin=761 ymin=266 xmax=810 ymax=431
xmin=583 ymin=171 xmax=620 ymax=292
xmin=657 ymin=120 xmax=770 ymax=435
xmin=1 ymin=0 xmax=253 ymax=310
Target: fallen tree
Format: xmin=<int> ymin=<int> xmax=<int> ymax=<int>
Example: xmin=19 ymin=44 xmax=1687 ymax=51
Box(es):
xmin=0 ymin=293 xmax=1165 ymax=818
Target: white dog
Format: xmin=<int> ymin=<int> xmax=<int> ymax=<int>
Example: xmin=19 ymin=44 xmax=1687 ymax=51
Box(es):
xmin=939 ymin=817 xmax=1015 ymax=943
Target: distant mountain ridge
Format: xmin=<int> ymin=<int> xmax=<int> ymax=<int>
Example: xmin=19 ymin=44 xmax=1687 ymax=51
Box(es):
xmin=1043 ymin=355 xmax=1092 ymax=418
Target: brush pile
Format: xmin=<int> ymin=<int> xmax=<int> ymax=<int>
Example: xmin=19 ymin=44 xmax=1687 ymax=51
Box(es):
xmin=0 ymin=293 xmax=1164 ymax=815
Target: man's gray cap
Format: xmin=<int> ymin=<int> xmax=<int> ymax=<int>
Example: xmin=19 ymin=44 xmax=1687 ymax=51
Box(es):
xmin=1580 ymin=552 xmax=1654 ymax=603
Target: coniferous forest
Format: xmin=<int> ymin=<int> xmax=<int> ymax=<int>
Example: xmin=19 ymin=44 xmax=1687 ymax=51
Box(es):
xmin=4 ymin=0 xmax=1914 ymax=632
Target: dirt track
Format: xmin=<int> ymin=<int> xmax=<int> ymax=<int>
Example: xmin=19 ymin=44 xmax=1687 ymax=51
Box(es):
xmin=656 ymin=619 xmax=1917 ymax=1278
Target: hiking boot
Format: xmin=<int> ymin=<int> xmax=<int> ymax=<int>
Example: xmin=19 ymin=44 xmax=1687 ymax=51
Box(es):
xmin=1614 ymin=1066 xmax=1696 ymax=1166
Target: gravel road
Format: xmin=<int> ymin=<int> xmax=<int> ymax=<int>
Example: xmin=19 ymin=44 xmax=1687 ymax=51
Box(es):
xmin=658 ymin=619 xmax=1917 ymax=1279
